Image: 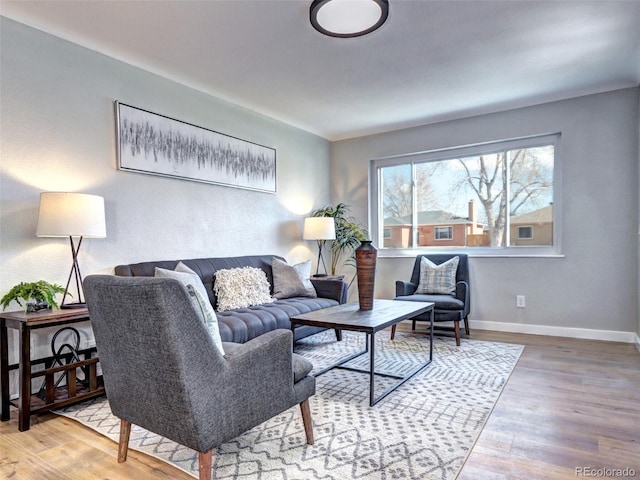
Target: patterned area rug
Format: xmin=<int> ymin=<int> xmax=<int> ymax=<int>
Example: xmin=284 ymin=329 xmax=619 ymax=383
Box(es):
xmin=54 ymin=330 xmax=523 ymax=480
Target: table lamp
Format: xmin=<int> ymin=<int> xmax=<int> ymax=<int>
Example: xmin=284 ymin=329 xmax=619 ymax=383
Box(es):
xmin=303 ymin=217 xmax=336 ymax=277
xmin=36 ymin=192 xmax=106 ymax=308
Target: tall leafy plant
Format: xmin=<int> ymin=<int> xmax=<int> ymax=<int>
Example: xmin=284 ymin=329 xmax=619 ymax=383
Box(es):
xmin=311 ymin=203 xmax=368 ymax=277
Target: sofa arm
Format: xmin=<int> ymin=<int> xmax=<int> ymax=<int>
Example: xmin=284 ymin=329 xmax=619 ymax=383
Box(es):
xmin=396 ymin=280 xmax=418 ymax=297
xmin=311 ymin=278 xmax=348 ymax=304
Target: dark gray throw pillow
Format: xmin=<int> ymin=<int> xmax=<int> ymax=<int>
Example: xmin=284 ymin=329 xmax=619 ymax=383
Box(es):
xmin=272 ymin=257 xmax=317 ymax=299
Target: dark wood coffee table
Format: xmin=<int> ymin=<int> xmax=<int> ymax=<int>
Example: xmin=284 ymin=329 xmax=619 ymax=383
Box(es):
xmin=291 ymin=299 xmax=434 ymax=406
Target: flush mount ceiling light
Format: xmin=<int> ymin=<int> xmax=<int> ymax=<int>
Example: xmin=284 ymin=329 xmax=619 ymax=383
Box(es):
xmin=310 ymin=0 xmax=389 ymax=38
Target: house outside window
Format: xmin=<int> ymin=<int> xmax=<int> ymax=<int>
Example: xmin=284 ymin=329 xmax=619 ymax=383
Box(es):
xmin=371 ymin=133 xmax=558 ymax=254
xmin=510 ymin=206 xmax=553 ymax=245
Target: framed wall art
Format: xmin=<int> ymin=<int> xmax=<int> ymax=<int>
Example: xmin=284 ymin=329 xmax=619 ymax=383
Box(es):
xmin=116 ymin=102 xmax=277 ymax=193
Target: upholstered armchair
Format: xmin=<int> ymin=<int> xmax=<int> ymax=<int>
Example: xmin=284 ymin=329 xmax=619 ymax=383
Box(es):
xmin=84 ymin=275 xmax=315 ymax=480
xmin=391 ymin=254 xmax=470 ymax=346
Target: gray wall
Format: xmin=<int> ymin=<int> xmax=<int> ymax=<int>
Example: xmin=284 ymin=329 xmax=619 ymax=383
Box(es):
xmin=1 ymin=17 xmax=638 ymax=379
xmin=332 ymin=88 xmax=639 ymax=340
xmin=0 ymin=18 xmax=331 ymax=372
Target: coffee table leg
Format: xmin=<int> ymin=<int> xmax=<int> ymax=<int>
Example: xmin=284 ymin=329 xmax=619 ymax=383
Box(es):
xmin=430 ymin=307 xmax=434 ymax=361
xmin=369 ymin=333 xmax=375 ymax=407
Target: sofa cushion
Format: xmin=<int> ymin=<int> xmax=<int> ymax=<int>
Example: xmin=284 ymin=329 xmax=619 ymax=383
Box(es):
xmin=214 ymin=267 xmax=275 ymax=312
xmin=272 ymin=257 xmax=317 ymax=299
xmin=395 ymin=293 xmax=464 ymax=311
xmin=216 ymin=296 xmax=339 ymax=343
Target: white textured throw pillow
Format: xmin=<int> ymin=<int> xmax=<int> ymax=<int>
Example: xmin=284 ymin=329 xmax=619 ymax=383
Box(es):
xmin=272 ymin=257 xmax=317 ymax=299
xmin=154 ymin=263 xmax=224 ymax=354
xmin=416 ymin=256 xmax=459 ymax=296
xmin=214 ymin=267 xmax=275 ymax=312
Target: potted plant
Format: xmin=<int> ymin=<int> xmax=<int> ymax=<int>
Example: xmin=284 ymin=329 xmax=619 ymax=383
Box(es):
xmin=310 ymin=203 xmax=368 ymax=279
xmin=1 ymin=280 xmax=67 ymax=312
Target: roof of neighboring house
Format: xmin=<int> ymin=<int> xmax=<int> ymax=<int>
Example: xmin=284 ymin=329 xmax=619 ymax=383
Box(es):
xmin=510 ymin=205 xmax=553 ymax=225
xmin=384 ymin=210 xmax=474 ymax=226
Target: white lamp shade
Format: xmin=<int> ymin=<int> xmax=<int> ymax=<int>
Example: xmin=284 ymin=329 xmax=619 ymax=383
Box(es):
xmin=36 ymin=192 xmax=106 ymax=238
xmin=303 ymin=217 xmax=336 ymax=240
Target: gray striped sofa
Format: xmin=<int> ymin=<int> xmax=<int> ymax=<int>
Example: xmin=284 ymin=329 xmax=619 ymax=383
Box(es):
xmin=114 ymin=255 xmax=347 ymax=344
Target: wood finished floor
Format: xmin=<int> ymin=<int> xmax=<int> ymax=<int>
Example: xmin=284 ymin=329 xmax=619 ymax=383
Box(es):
xmin=1 ymin=328 xmax=639 ymax=480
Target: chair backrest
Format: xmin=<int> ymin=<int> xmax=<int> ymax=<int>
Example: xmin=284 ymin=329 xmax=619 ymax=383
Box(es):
xmin=409 ymin=253 xmax=470 ymax=287
xmin=84 ymin=275 xmax=223 ymax=450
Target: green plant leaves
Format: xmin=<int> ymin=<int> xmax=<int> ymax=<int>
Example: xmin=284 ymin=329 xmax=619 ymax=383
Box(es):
xmin=311 ymin=203 xmax=368 ymax=276
xmin=1 ymin=281 xmax=67 ymax=311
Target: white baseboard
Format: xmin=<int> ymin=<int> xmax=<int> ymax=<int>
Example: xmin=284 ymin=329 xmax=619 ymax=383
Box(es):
xmin=469 ymin=319 xmax=637 ymax=344
xmin=635 ymin=333 xmax=640 ymax=354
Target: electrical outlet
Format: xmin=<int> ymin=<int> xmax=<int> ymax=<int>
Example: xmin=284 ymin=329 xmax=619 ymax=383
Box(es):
xmin=516 ymin=295 xmax=526 ymax=308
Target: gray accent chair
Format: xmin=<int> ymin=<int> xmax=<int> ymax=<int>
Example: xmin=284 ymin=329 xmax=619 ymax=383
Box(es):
xmin=84 ymin=275 xmax=315 ymax=480
xmin=391 ymin=253 xmax=470 ymax=346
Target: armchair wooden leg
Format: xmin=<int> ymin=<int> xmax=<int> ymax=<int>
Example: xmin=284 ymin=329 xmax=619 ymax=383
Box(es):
xmin=454 ymin=321 xmax=461 ymax=346
xmin=464 ymin=316 xmax=470 ymax=335
xmin=198 ymin=451 xmax=213 ymax=480
xmin=390 ymin=324 xmax=396 ymax=340
xmin=300 ymin=399 xmax=314 ymax=445
xmin=118 ymin=419 xmax=131 ymax=463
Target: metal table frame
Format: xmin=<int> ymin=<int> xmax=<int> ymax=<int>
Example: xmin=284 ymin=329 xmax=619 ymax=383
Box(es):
xmin=291 ymin=299 xmax=434 ymax=407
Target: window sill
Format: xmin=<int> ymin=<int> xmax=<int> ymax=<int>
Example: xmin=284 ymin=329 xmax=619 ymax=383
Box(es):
xmin=377 ymin=247 xmax=565 ymax=259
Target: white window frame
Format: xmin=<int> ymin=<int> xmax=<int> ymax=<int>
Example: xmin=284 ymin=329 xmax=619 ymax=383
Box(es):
xmin=369 ymin=133 xmax=562 ymax=257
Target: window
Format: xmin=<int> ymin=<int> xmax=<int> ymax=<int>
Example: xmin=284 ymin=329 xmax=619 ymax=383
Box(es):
xmin=434 ymin=226 xmax=453 ymax=240
xmin=518 ymin=226 xmax=533 ymax=239
xmin=371 ymin=134 xmax=558 ymax=253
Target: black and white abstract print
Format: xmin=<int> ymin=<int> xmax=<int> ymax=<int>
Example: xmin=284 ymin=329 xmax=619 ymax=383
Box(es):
xmin=116 ymin=102 xmax=276 ymax=193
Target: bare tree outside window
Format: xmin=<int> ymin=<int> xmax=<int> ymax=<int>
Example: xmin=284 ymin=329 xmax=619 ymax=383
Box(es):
xmin=455 ymin=147 xmax=553 ymax=246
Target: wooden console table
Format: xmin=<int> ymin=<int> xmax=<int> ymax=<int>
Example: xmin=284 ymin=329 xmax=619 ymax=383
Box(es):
xmin=0 ymin=307 xmax=105 ymax=431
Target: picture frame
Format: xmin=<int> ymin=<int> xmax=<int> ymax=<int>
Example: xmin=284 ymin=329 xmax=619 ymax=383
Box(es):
xmin=115 ymin=102 xmax=277 ymax=193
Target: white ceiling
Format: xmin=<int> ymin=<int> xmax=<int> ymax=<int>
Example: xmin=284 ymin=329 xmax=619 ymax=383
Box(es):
xmin=2 ymin=0 xmax=639 ymax=141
